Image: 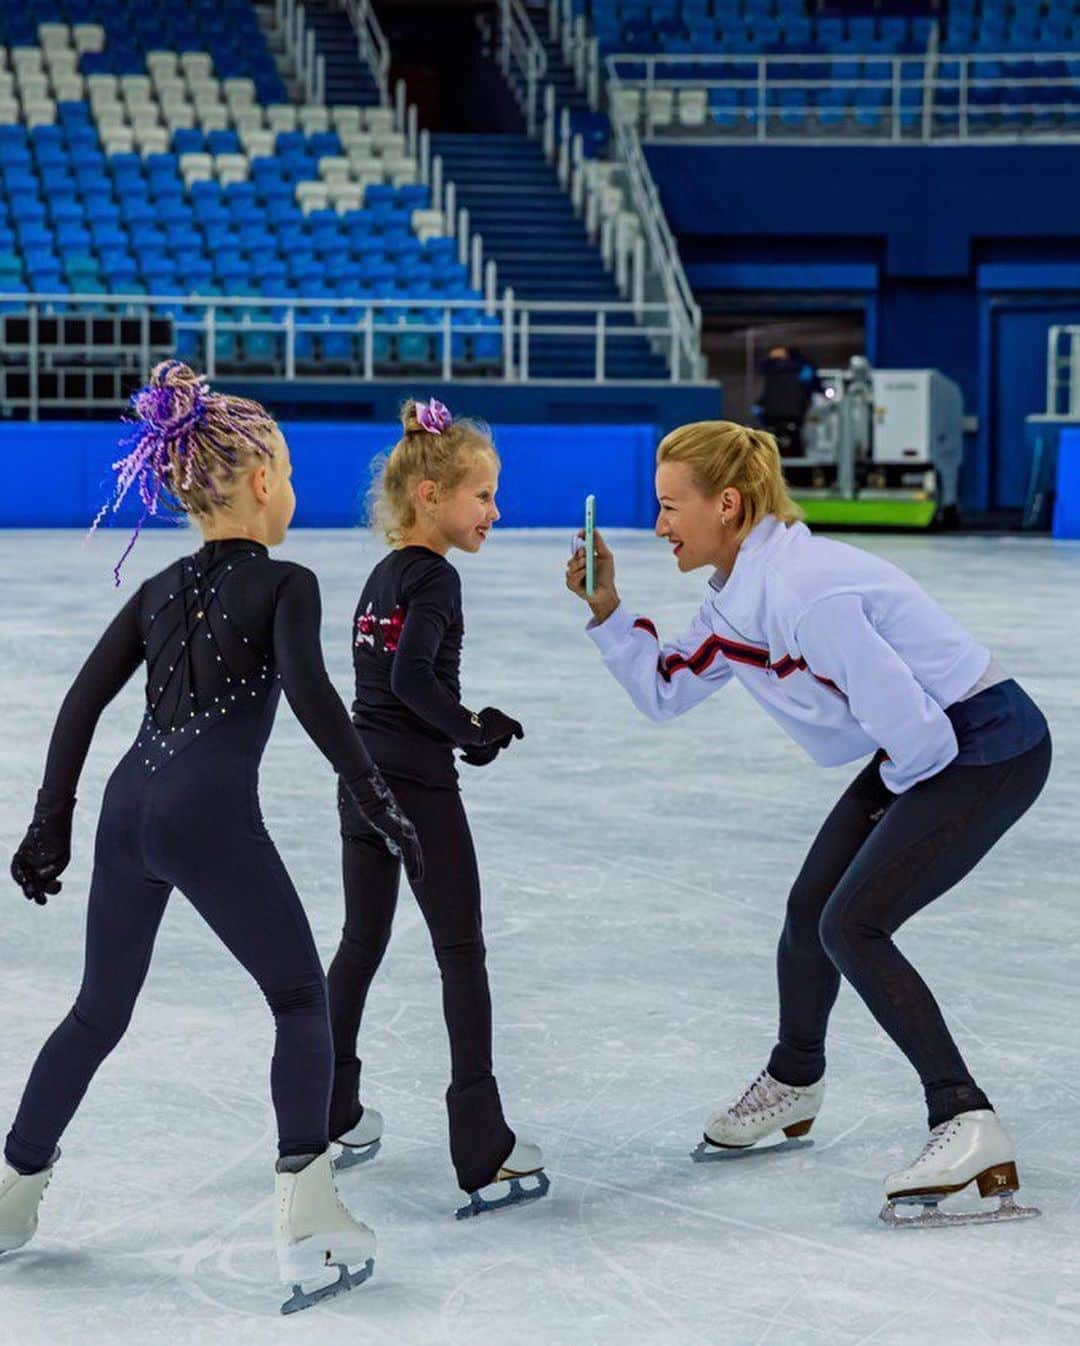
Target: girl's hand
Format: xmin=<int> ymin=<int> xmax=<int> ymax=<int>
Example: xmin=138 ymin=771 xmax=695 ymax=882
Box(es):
xmin=565 ymin=528 xmax=620 ymax=625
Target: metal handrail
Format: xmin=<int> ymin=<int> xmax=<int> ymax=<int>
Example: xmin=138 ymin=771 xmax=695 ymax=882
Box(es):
xmin=0 ymin=293 xmax=698 ymax=413
xmin=1047 ymin=326 xmax=1080 ymax=418
xmin=498 ymin=0 xmax=548 ymax=137
xmin=606 ymin=49 xmax=1080 ymax=144
xmin=275 ymin=0 xmax=326 ymax=104
xmin=341 ymin=0 xmax=391 ymax=105
xmin=604 ymin=71 xmax=703 ymax=379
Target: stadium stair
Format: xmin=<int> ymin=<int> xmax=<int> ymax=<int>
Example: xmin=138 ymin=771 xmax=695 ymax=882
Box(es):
xmin=429 ymin=130 xmax=668 ymax=379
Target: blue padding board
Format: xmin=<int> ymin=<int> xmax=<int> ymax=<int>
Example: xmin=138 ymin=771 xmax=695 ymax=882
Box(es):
xmin=1052 ymin=427 xmax=1080 ymax=540
xmin=0 ymin=421 xmax=660 ymax=530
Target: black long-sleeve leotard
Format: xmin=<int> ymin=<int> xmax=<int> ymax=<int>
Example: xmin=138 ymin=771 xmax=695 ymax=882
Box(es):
xmin=39 ymin=537 xmax=377 ymax=804
xmin=350 ymin=545 xmax=485 ymax=787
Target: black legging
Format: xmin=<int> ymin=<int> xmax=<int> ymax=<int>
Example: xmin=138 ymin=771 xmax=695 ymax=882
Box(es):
xmin=5 ymin=735 xmax=332 ymax=1175
xmin=328 ymin=774 xmax=514 ymax=1193
xmin=767 ymin=732 xmax=1052 ymax=1128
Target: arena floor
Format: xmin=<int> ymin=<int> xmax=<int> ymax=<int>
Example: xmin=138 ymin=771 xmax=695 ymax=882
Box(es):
xmin=2 ymin=526 xmax=1078 ymax=1346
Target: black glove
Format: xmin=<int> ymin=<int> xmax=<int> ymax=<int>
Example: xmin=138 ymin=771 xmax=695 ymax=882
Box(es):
xmin=345 ymin=769 xmax=424 ymax=883
xmin=460 ymin=741 xmax=502 ymax=767
xmin=11 ymin=790 xmax=75 ymax=906
xmin=470 ymin=706 xmax=524 ymax=751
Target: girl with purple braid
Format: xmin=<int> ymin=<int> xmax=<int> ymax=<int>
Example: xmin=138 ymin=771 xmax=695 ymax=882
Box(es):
xmin=0 ymin=361 xmax=423 ymax=1315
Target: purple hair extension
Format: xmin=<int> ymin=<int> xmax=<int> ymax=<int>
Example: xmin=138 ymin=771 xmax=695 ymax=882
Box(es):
xmin=88 ymin=362 xmax=274 ymax=585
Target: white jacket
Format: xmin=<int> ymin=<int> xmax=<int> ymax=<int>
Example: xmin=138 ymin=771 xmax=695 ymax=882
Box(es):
xmin=587 ymin=516 xmax=991 ymax=793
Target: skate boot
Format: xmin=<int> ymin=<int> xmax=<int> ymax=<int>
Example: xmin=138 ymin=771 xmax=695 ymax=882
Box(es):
xmin=0 ymin=1151 xmax=58 ymax=1254
xmin=274 ymin=1151 xmax=375 ymax=1314
xmin=455 ymin=1138 xmax=550 ymax=1220
xmin=333 ymin=1107 xmax=383 ymax=1174
xmin=880 ymin=1109 xmax=1040 ymax=1228
xmin=694 ymin=1069 xmax=824 ymax=1161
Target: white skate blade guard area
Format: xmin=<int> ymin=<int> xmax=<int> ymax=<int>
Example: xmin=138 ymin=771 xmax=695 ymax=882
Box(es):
xmin=1 ymin=531 xmax=1078 ymax=1346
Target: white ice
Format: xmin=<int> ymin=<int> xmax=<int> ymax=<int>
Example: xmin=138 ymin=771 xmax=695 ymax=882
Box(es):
xmin=1 ymin=526 xmax=1078 ymax=1346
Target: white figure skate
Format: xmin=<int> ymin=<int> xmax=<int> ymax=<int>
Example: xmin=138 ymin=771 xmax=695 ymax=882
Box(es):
xmin=455 ymin=1137 xmax=550 ymax=1220
xmin=0 ymin=1151 xmax=58 ymax=1254
xmin=693 ymin=1069 xmax=824 ymax=1161
xmin=880 ymin=1109 xmax=1040 ymax=1229
xmin=333 ymin=1107 xmax=383 ymax=1173
xmin=274 ymin=1151 xmax=375 ymax=1313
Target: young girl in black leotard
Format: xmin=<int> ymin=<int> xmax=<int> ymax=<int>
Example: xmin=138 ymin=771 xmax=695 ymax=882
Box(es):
xmin=327 ymin=398 xmax=549 ymax=1218
xmin=0 ymin=362 xmax=422 ymax=1314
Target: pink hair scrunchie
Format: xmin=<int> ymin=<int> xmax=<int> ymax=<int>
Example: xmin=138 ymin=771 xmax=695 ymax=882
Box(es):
xmin=416 ymin=398 xmax=452 ymax=435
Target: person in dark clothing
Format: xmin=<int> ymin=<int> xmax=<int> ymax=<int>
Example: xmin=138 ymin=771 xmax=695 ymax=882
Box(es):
xmin=1 ymin=362 xmax=421 ymax=1312
xmin=753 ymin=346 xmax=822 ymax=458
xmin=327 ymin=397 xmax=549 ymax=1216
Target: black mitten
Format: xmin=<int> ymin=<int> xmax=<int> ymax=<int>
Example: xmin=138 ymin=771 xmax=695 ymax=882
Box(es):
xmin=345 ymin=769 xmax=424 ymax=882
xmin=11 ymin=790 xmax=75 ymax=906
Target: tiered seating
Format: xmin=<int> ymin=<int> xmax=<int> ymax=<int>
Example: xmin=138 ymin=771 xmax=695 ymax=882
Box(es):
xmin=2 ymin=0 xmax=285 ymax=99
xmin=598 ymin=1 xmax=1080 ymax=137
xmin=589 ymin=1 xmax=937 ymax=57
xmin=0 ymin=10 xmax=502 ymax=375
xmin=943 ymin=0 xmax=1077 ymax=53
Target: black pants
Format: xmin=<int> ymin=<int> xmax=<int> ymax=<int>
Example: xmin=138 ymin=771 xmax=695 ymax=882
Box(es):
xmin=5 ymin=740 xmax=332 ymax=1175
xmin=767 ymin=733 xmax=1052 ymax=1128
xmin=328 ymin=775 xmax=514 ymax=1193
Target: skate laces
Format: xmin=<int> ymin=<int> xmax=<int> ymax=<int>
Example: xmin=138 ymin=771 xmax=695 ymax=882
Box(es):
xmin=730 ymin=1071 xmax=786 ymax=1120
xmin=912 ymin=1120 xmax=957 ymax=1166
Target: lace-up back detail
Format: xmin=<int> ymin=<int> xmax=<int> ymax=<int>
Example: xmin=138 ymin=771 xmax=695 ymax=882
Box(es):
xmin=142 ymin=544 xmax=270 ymax=735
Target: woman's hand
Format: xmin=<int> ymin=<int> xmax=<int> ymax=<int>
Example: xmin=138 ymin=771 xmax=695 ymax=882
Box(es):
xmin=565 ymin=528 xmax=620 ymax=625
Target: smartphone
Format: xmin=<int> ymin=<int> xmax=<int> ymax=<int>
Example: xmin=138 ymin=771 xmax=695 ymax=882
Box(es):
xmin=584 ymin=494 xmax=596 ymax=597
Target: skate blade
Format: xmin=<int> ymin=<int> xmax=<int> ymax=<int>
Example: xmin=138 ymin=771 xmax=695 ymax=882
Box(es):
xmin=332 ymin=1138 xmax=382 ymax=1174
xmin=691 ymin=1136 xmax=813 ymax=1164
xmin=280 ymin=1257 xmax=375 ymax=1315
xmin=455 ymin=1170 xmax=550 ymax=1220
xmin=879 ymin=1192 xmax=1041 ymax=1230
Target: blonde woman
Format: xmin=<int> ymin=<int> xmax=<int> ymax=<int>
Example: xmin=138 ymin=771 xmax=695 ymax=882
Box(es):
xmin=1 ymin=362 xmax=422 ymax=1313
xmin=327 ymin=398 xmax=548 ymax=1219
xmin=566 ymin=420 xmax=1050 ymax=1228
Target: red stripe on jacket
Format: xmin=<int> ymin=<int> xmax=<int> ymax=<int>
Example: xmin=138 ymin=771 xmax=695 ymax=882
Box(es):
xmin=632 ymin=616 xmax=843 ymax=694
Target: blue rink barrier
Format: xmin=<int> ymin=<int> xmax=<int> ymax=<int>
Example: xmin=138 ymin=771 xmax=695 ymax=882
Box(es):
xmin=1053 ymin=427 xmax=1080 ymax=540
xmin=0 ymin=421 xmax=660 ymax=530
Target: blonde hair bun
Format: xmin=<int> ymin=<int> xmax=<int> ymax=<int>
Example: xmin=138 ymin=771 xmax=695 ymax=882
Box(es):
xmin=401 ymin=400 xmax=425 ymax=436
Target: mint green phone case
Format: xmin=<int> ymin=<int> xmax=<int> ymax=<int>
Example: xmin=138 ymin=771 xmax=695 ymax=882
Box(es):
xmin=585 ymin=494 xmax=596 ymax=596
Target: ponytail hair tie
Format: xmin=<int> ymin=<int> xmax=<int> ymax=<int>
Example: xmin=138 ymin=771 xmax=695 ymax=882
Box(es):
xmin=416 ymin=398 xmax=452 ymax=435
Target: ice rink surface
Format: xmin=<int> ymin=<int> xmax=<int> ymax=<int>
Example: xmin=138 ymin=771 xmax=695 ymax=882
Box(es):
xmin=1 ymin=525 xmax=1078 ymax=1346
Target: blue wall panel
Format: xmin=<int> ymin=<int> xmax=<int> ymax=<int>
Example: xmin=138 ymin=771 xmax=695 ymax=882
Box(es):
xmin=1053 ymin=427 xmax=1080 ymax=539
xmin=0 ymin=421 xmax=661 ymax=530
xmin=647 ymin=145 xmax=1080 ymax=280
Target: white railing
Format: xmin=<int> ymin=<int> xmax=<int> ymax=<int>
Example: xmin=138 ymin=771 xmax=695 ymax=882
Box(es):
xmin=274 ymin=0 xmax=326 ymax=105
xmin=604 ymin=95 xmax=704 ymax=379
xmin=498 ymin=0 xmax=548 ymax=137
xmin=0 ymin=293 xmax=697 ymax=416
xmin=1047 ymin=326 xmax=1080 ymax=418
xmin=606 ymin=50 xmax=1080 ymax=144
xmin=551 ymin=0 xmax=600 ymax=109
xmin=536 ymin=7 xmax=703 ymax=377
xmin=340 ymin=0 xmax=391 ymax=105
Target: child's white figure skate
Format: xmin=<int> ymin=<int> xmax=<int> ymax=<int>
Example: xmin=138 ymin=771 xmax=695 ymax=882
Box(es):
xmin=880 ymin=1109 xmax=1040 ymax=1229
xmin=455 ymin=1138 xmax=550 ymax=1220
xmin=274 ymin=1151 xmax=375 ymax=1314
xmin=333 ymin=1107 xmax=383 ymax=1173
xmin=0 ymin=1151 xmax=58 ymax=1253
xmin=693 ymin=1069 xmax=824 ymax=1160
